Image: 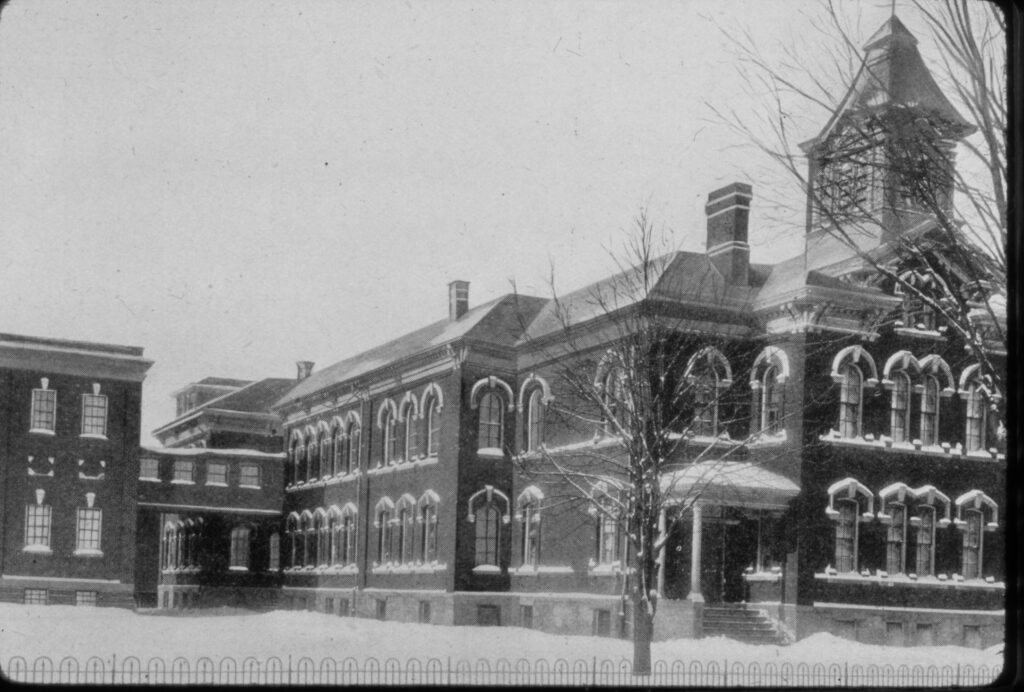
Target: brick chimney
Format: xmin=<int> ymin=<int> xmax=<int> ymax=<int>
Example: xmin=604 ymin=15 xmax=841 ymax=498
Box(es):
xmin=296 ymin=361 xmax=315 ymax=382
xmin=705 ymin=182 xmax=752 ymax=285
xmin=448 ymin=280 xmax=469 ymax=320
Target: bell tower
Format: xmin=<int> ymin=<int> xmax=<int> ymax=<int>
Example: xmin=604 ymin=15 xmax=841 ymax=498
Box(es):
xmin=800 ymin=16 xmax=975 ymax=251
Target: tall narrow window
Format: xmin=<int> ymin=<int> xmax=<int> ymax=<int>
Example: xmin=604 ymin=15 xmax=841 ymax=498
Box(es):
xmin=397 ymin=508 xmax=413 ymax=564
xmin=24 ymin=504 xmax=52 ymax=550
xmin=419 ymin=503 xmax=437 ymax=563
xmin=320 ymin=428 xmax=332 ymax=477
xmin=426 ymin=398 xmax=441 ymax=456
xmin=315 ymin=513 xmax=328 ymax=567
xmin=307 ymin=434 xmax=319 ymax=479
xmin=526 ymin=389 xmax=544 ymax=452
xmin=377 ymin=507 xmax=393 ymax=563
xmin=230 ymin=526 xmax=250 ymax=570
xmin=30 ymin=388 xmax=57 ymax=433
xmin=890 ymin=371 xmax=911 ymax=443
xmin=478 ymin=393 xmax=503 ymax=450
xmin=403 ymin=408 xmax=418 ymax=461
xmin=962 ymin=509 xmax=982 ymax=579
xmin=332 ymin=424 xmax=344 ymax=475
xmin=75 ymin=508 xmax=103 ymax=554
xmin=341 ymin=513 xmax=356 ymax=565
xmin=287 ymin=515 xmax=301 ymax=568
xmin=965 ymin=383 xmax=986 ymax=452
xmin=294 ymin=438 xmax=307 ymax=483
xmin=382 ymin=409 xmax=397 ymax=465
xmin=520 ymin=500 xmax=540 ymax=567
xmin=920 ymin=376 xmax=939 ymax=446
xmin=839 ymin=364 xmax=863 ymax=438
xmin=915 ymin=506 xmax=935 ymax=576
xmin=692 ymin=366 xmax=718 ymax=437
xmin=474 ymin=502 xmax=500 ymax=567
xmin=835 ymin=500 xmax=857 ymax=572
xmin=347 ymin=422 xmax=360 ymax=472
xmin=596 ymin=514 xmax=621 ymax=565
xmin=80 ymin=392 xmax=108 ymax=437
xmin=885 ymin=503 xmax=906 ymax=574
xmin=268 ymin=532 xmax=281 ymax=571
xmin=761 ymin=365 xmax=783 ymax=434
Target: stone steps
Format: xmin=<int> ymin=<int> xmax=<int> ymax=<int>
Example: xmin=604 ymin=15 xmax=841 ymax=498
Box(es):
xmin=701 ymin=604 xmax=788 ymax=646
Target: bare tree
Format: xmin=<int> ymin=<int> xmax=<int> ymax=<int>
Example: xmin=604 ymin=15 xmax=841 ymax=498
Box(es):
xmin=707 ymin=0 xmax=1006 ymax=409
xmin=514 ymin=214 xmax=794 ymax=674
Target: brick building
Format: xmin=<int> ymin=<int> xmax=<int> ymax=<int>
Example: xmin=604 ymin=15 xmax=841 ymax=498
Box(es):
xmin=0 ymin=333 xmax=152 ymax=607
xmin=142 ymin=16 xmax=1004 ymax=647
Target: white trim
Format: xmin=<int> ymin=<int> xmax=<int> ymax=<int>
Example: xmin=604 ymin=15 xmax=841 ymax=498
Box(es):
xmin=830 ymin=345 xmax=879 ymax=385
xmin=1 ymin=574 xmax=122 ymax=584
xmin=705 ymin=202 xmax=751 ymax=220
xmin=469 ymin=376 xmax=515 ymax=411
xmin=707 ymin=240 xmax=751 ymax=255
xmin=683 ymin=346 xmax=734 ymax=388
xmin=517 ymin=373 xmax=554 ymax=411
xmin=376 ymin=398 xmax=398 ymax=429
xmin=749 ymin=345 xmax=790 ymax=387
xmin=825 ymin=477 xmax=874 ymax=520
xmin=419 ymin=382 xmax=444 ymax=414
xmin=398 ymin=391 xmax=420 ymax=421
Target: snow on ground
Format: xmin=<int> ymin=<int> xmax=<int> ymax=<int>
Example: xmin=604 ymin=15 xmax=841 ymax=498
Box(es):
xmin=0 ymin=604 xmax=1002 ymax=672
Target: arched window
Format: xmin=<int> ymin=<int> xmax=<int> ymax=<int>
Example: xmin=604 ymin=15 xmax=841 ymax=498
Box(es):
xmin=327 ymin=508 xmax=341 ymax=566
xmin=838 ymin=363 xmax=863 ymax=438
xmin=312 ymin=511 xmax=326 ymax=567
xmin=691 ymin=363 xmax=718 ymax=437
xmin=834 ymin=499 xmax=858 ymax=572
xmin=293 ymin=435 xmax=306 ymax=484
xmin=375 ymin=498 xmax=394 ymax=564
xmin=346 ymin=419 xmax=361 ymax=473
xmin=395 ymin=495 xmax=416 ymax=564
xmin=426 ymin=396 xmax=441 ymax=457
xmin=885 ymin=502 xmax=907 ymax=574
xmin=761 ymin=365 xmax=784 ymax=434
xmin=920 ymin=375 xmax=940 ymax=446
xmin=964 ymin=381 xmax=987 ymax=452
xmin=319 ymin=425 xmax=332 ymax=478
xmin=474 ymin=502 xmax=501 ymax=567
xmin=915 ymin=505 xmax=935 ymax=576
xmin=340 ymin=505 xmax=357 ymax=566
xmin=955 ymin=490 xmax=998 ymax=581
xmin=596 ymin=514 xmax=621 ymax=566
xmin=516 ymin=487 xmax=543 ymax=567
xmin=600 ymin=366 xmax=629 ymax=435
xmin=286 ymin=513 xmax=301 ymax=568
xmin=403 ymin=406 xmax=418 ymax=462
xmin=825 ymin=478 xmax=873 ymax=573
xmin=268 ymin=532 xmax=280 ymax=571
xmin=526 ymin=388 xmax=544 ymax=452
xmin=381 ymin=407 xmax=397 ymax=465
xmin=478 ymin=392 xmax=504 ymax=451
xmin=417 ymin=492 xmax=439 ymax=563
xmin=962 ymin=509 xmax=982 ymax=579
xmin=331 ymin=421 xmax=344 ymax=475
xmin=890 ymin=371 xmax=911 ymax=443
xmin=306 ymin=430 xmax=319 ymax=481
xmin=230 ymin=526 xmax=250 ymax=570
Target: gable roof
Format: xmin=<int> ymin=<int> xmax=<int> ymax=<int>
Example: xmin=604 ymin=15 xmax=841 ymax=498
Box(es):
xmin=274 ymin=293 xmax=548 ymax=409
xmin=805 ymin=15 xmax=975 ymax=148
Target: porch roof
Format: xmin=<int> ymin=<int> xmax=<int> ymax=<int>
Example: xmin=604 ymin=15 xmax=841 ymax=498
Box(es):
xmin=660 ymin=461 xmax=800 ymax=510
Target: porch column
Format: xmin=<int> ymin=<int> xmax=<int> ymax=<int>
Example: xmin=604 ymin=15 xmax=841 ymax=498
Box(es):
xmin=656 ymin=508 xmax=667 ymax=596
xmin=689 ymin=503 xmax=703 ymax=602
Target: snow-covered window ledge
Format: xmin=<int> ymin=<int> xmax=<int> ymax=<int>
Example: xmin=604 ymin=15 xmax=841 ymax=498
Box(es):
xmin=170 ymin=479 xmax=195 ymax=485
xmin=139 ymin=477 xmax=161 ymax=483
xmin=894 ymin=326 xmax=945 ymax=341
xmin=206 ymin=482 xmax=228 ymax=488
xmin=747 ymin=430 xmax=788 ymax=447
xmin=815 ymin=571 xmax=1004 ymax=590
xmin=743 ymin=571 xmax=782 ymax=582
xmin=79 ymin=433 xmax=108 ymax=441
xmin=476 ymin=448 xmax=505 ymax=460
xmin=512 ymin=565 xmax=574 ymax=576
xmin=472 ymin=564 xmax=501 ymax=574
xmin=819 ymin=432 xmax=1002 ymax=461
xmin=29 ymin=428 xmax=56 ymax=436
xmin=417 ymin=456 xmax=439 ymax=467
xmin=22 ymin=545 xmax=52 ymax=555
xmin=73 ymin=549 xmax=104 ymax=558
xmin=228 ymin=566 xmax=248 ymax=572
xmin=588 ymin=562 xmax=625 ymax=576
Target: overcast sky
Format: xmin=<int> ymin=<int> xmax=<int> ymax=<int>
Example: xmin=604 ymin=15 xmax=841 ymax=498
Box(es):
xmin=0 ymin=0 xmax=983 ymax=444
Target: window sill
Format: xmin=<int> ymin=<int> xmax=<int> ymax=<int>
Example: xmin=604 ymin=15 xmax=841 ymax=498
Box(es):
xmin=29 ymin=428 xmax=56 ymax=436
xmin=228 ymin=566 xmax=249 ymax=572
xmin=239 ymin=484 xmax=261 ymax=490
xmin=73 ymin=549 xmax=104 ymax=558
xmin=79 ymin=434 xmax=108 ymax=441
xmin=893 ymin=327 xmax=945 ymax=340
xmin=170 ymin=479 xmax=195 ymax=485
xmin=587 ymin=563 xmax=626 ymax=576
xmin=747 ymin=430 xmax=788 ymax=447
xmin=476 ymin=448 xmax=505 ymax=460
xmin=743 ymin=571 xmax=782 ymax=583
xmin=512 ymin=565 xmax=574 ymax=576
xmin=819 ymin=433 xmax=1004 ymax=461
xmin=205 ymin=481 xmax=228 ymax=487
xmin=139 ymin=476 xmax=161 ymax=483
xmin=22 ymin=545 xmax=52 ymax=555
xmin=815 ymin=571 xmax=1004 ymax=590
xmin=472 ymin=565 xmax=502 ymax=574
